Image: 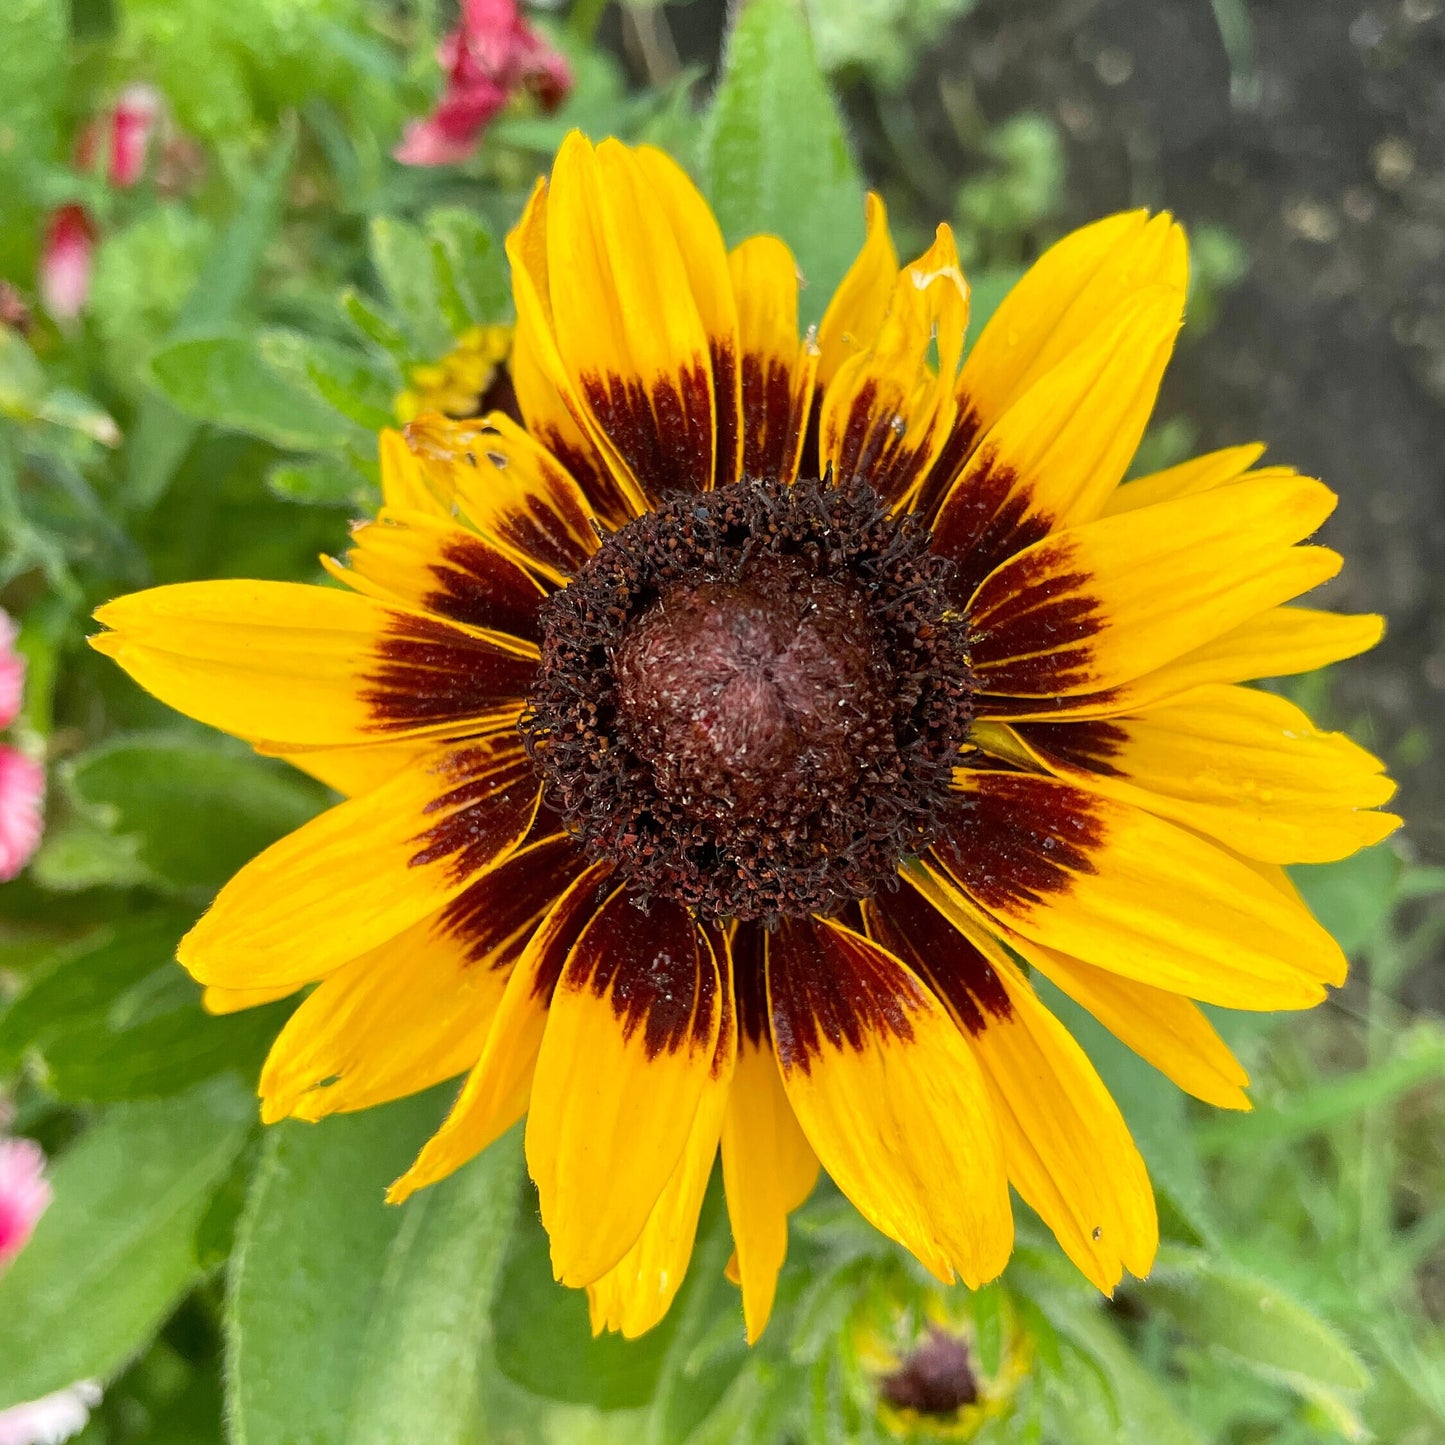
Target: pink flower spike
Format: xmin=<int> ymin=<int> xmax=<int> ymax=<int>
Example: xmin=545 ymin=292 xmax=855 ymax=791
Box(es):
xmin=0 ymin=613 xmax=22 ymax=733
xmin=0 ymin=746 xmax=43 ymax=882
xmin=0 ymin=1383 xmax=102 ymax=1445
xmin=395 ymin=0 xmax=571 ymax=167
xmin=0 ymin=1137 xmax=49 ymax=1267
xmin=109 ymin=84 xmax=162 ymax=188
xmin=39 ymin=205 xmax=97 ymax=321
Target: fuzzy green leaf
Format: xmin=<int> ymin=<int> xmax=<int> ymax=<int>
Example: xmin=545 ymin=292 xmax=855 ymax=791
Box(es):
xmin=0 ymin=1078 xmax=255 ymax=1409
xmin=699 ymin=0 xmax=866 ymax=328
xmin=226 ymin=1093 xmax=523 ymax=1445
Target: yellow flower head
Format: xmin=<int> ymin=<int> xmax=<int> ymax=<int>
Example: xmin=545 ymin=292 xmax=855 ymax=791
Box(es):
xmin=854 ymin=1289 xmax=1032 ymax=1440
xmin=90 ymin=133 xmax=1398 ymax=1343
xmin=394 ymin=322 xmax=516 ymax=425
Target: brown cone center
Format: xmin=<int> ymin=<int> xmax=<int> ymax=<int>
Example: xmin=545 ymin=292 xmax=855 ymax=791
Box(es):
xmin=614 ymin=555 xmax=886 ymax=815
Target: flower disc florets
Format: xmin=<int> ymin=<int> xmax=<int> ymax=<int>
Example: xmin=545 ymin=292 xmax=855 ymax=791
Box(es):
xmin=522 ymin=475 xmax=975 ymax=921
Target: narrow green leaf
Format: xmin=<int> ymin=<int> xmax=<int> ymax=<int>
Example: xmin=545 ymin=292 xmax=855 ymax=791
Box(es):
xmin=700 ymin=0 xmax=866 ymax=327
xmin=1140 ymin=1264 xmax=1371 ymax=1393
xmin=226 ymin=1093 xmax=523 ymax=1445
xmin=149 ymin=334 xmax=359 ymax=452
xmin=0 ymin=1078 xmax=255 ymax=1409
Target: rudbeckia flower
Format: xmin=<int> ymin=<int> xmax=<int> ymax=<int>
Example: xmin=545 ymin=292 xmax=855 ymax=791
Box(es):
xmin=92 ymin=134 xmax=1398 ymax=1342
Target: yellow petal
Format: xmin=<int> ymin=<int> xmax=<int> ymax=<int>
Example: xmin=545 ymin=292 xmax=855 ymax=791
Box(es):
xmin=977 ymin=606 xmax=1386 ymax=722
xmin=261 ymin=737 xmax=438 ymax=798
xmin=1002 ymin=685 xmax=1398 ymax=863
xmin=92 ymin=580 xmax=536 ymax=747
xmin=930 ymin=286 xmax=1184 ymax=599
xmin=861 ymin=884 xmax=1155 ymax=1291
xmin=539 ymin=134 xmax=720 ymax=502
xmin=259 ymin=834 xmax=586 ymax=1123
xmin=967 ymin=477 xmax=1341 ymax=699
xmin=527 ymin=890 xmax=724 ymax=1286
xmin=766 ymin=916 xmax=1012 ymax=1287
xmin=634 ymin=143 xmax=742 ymax=490
xmin=379 ymin=426 xmax=448 ymax=514
xmin=959 ymin=211 xmax=1186 ymax=433
xmin=507 ymin=173 xmax=644 ymax=526
xmin=178 ymin=737 xmax=539 ymax=990
xmin=729 ymin=235 xmax=817 ymax=487
xmin=389 ymin=859 xmax=616 ymax=1203
xmin=1014 ymin=937 xmax=1252 ymax=1111
xmin=328 ymin=507 xmax=547 ymax=648
xmin=925 ymin=770 xmax=1346 ymax=1009
xmin=816 ymin=193 xmax=898 ymax=388
xmin=201 ymin=982 xmax=299 ymax=1015
xmin=820 ymin=224 xmax=970 ymax=507
xmin=1101 ymin=444 xmax=1269 ymax=516
xmin=587 ymin=933 xmax=738 ymax=1339
xmin=719 ymin=924 xmax=819 ymax=1343
xmin=404 ymin=412 xmax=604 ymax=587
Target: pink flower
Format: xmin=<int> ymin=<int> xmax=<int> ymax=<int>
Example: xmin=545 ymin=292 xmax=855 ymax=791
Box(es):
xmin=107 ymin=83 xmax=163 ymax=188
xmin=0 ymin=1137 xmax=49 ymax=1266
xmin=0 ymin=748 xmax=43 ymax=882
xmin=0 ymin=1383 xmax=102 ymax=1445
xmin=38 ymin=205 xmax=96 ymax=323
xmin=395 ymin=0 xmax=572 ymax=166
xmin=75 ymin=84 xmax=161 ymax=189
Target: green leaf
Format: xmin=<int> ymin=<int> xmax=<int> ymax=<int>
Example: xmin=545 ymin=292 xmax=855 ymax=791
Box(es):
xmin=256 ymin=329 xmax=400 ymax=433
xmin=123 ymin=126 xmax=297 ymax=510
xmin=67 ymin=736 xmax=325 ymax=894
xmin=226 ymin=1093 xmax=523 ymax=1445
xmin=267 ymin=455 xmax=375 ymax=508
xmin=426 ymin=209 xmax=511 ymax=329
xmin=1043 ymin=1297 xmax=1210 ymax=1445
xmin=0 ymin=0 xmax=66 ymax=167
xmin=0 ymin=911 xmax=287 ymax=1102
xmin=369 ymin=216 xmax=455 ymax=359
xmin=0 ymin=1077 xmax=255 ymax=1410
xmin=700 ymin=0 xmax=866 ymax=328
xmin=492 ymin=1187 xmax=679 ymax=1410
xmin=1140 ymin=1263 xmax=1371 ymax=1393
xmin=149 ymin=333 xmax=360 ymax=453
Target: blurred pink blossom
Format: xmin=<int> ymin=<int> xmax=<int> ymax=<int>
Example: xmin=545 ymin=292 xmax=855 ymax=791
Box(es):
xmin=40 ymin=84 xmax=168 ymax=320
xmin=0 ymin=749 xmax=43 ymax=883
xmin=38 ymin=205 xmax=96 ymax=323
xmin=76 ymin=83 xmax=162 ymax=188
xmin=0 ymin=1383 xmax=101 ymax=1445
xmin=0 ymin=1137 xmax=49 ymax=1265
xmin=396 ymin=0 xmax=572 ymax=166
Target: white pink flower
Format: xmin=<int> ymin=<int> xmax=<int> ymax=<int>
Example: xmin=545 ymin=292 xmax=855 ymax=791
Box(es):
xmin=0 ymin=1384 xmax=102 ymax=1445
xmin=395 ymin=0 xmax=571 ymax=166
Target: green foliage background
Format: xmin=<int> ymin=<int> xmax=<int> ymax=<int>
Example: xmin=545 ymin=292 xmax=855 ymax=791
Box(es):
xmin=0 ymin=1 xmax=1441 ymax=1442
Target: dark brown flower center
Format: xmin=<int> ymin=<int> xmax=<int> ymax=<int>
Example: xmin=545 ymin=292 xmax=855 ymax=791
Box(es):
xmin=522 ymin=475 xmax=974 ymax=922
xmin=881 ymin=1329 xmax=981 ymax=1417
